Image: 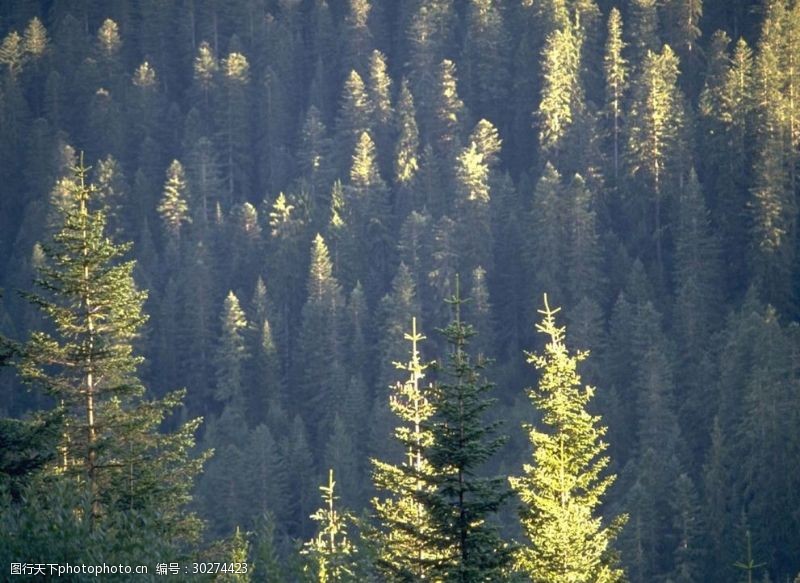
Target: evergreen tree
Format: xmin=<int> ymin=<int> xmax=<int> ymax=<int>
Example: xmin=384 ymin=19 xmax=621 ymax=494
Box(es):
xmin=302 ymin=469 xmax=358 ymax=582
xmin=217 ymin=50 xmax=253 ymax=202
xmin=538 ymin=20 xmax=584 ymax=165
xmin=284 ymin=415 xmax=318 ymax=539
xmin=252 ymin=511 xmax=288 ymax=582
xmin=394 ymin=78 xmax=420 ymax=193
xmin=366 ymin=49 xmax=393 ymax=173
xmin=335 ymin=70 xmax=373 ymax=178
xmin=157 ymin=159 xmax=191 ymax=240
xmin=214 ymin=291 xmax=249 ymax=411
xmin=297 ymin=234 xmax=344 ymax=440
xmin=627 ymin=0 xmax=660 ymax=68
xmin=510 ymin=296 xmax=625 ymax=583
xmin=299 ymin=105 xmax=335 ymax=225
xmin=431 ymin=59 xmax=467 ymax=167
xmin=14 ymin=159 xmax=207 ymax=545
xmin=462 ymin=0 xmax=511 ymax=121
xmin=342 ymin=0 xmax=374 ymax=76
xmin=625 ymin=44 xmax=689 ymax=280
xmin=422 ymin=281 xmax=512 ymax=581
xmin=371 ymin=317 xmax=443 ymax=581
xmin=603 ymin=8 xmax=628 ymax=183
xmin=377 ymin=263 xmax=421 ymax=390
xmin=454 ymin=124 xmax=495 ymax=275
xmin=527 ymin=163 xmax=567 ymax=310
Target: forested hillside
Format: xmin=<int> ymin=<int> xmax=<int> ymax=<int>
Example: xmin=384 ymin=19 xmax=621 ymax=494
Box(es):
xmin=1 ymin=0 xmax=799 ymax=581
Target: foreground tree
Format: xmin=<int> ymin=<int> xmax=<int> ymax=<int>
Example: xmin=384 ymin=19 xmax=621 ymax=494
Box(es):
xmin=11 ymin=159 xmax=207 ymax=550
xmin=371 ymin=317 xmax=442 ymax=581
xmin=510 ymin=296 xmax=625 ymax=583
xmin=422 ymin=280 xmax=513 ymax=581
xmin=302 ymin=469 xmax=358 ymax=582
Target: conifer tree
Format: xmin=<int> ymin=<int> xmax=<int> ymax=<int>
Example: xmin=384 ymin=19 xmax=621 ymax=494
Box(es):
xmin=371 ymin=317 xmax=442 ymax=581
xmin=510 ymin=296 xmax=625 ymax=583
xmin=377 ymin=263 xmax=421 ymax=390
xmin=344 ymin=131 xmax=392 ymax=298
xmin=297 ymin=234 xmax=344 ymax=439
xmin=335 ymin=70 xmax=373 ymax=178
xmin=394 ymin=79 xmax=421 ymax=191
xmin=284 ymin=415 xmax=318 ymax=538
xmin=299 ymin=105 xmax=335 ymax=224
xmin=628 ymin=0 xmax=660 ymax=68
xmin=343 ymin=0 xmax=374 ymax=76
xmin=214 ymin=291 xmax=249 ymax=410
xmin=625 ymin=44 xmax=689 ymax=279
xmin=252 ymin=511 xmax=287 ymax=582
xmin=527 ymin=163 xmax=567 ymax=309
xmin=431 ymin=59 xmax=467 ymax=166
xmin=422 ymin=280 xmax=512 ymax=581
xmin=302 ymin=469 xmax=358 ymax=582
xmin=454 ymin=127 xmax=494 ymax=275
xmin=217 ymin=50 xmax=253 ymax=202
xmin=603 ymin=8 xmax=628 ymax=182
xmin=538 ymin=21 xmax=584 ymax=164
xmin=157 ymin=159 xmax=191 ymax=240
xmin=15 ymin=159 xmax=207 ymax=544
xmin=366 ymin=50 xmax=393 ymax=171
xmin=462 ymin=0 xmax=511 ymax=121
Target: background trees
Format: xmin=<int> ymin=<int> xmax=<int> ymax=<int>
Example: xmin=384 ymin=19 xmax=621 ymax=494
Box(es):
xmin=1 ymin=1 xmax=799 ymax=580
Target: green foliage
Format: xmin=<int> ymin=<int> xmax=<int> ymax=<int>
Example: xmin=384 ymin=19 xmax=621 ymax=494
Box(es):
xmin=158 ymin=159 xmax=191 ymax=239
xmin=510 ymin=296 xmax=624 ymax=583
xmin=422 ymin=281 xmax=513 ymax=581
xmin=538 ymin=21 xmax=584 ymax=160
xmin=8 ymin=158 xmax=208 ymax=557
xmin=215 ymin=291 xmax=249 ymax=408
xmin=371 ymin=317 xmax=442 ymax=581
xmin=303 ymin=469 xmax=358 ymax=582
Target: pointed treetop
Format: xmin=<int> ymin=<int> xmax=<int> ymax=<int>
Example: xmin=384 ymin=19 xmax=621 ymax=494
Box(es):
xmin=536 ymin=293 xmax=565 ymax=347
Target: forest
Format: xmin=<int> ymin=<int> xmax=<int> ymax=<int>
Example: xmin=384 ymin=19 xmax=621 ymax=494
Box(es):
xmin=0 ymin=0 xmax=799 ymax=581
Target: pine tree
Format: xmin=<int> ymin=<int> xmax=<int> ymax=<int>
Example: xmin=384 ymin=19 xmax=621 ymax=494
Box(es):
xmin=342 ymin=0 xmax=374 ymax=76
xmin=394 ymin=78 xmax=420 ymax=192
xmin=299 ymin=105 xmax=335 ymax=225
xmin=422 ymin=280 xmax=512 ymax=581
xmin=284 ymin=415 xmax=317 ymax=539
xmin=538 ymin=21 xmax=584 ymax=164
xmin=297 ymin=234 xmax=345 ymax=440
xmin=527 ymin=163 xmax=567 ymax=310
xmin=669 ymin=473 xmax=705 ymax=583
xmin=302 ymin=469 xmax=358 ymax=582
xmin=217 ymin=50 xmax=253 ymax=202
xmin=625 ymin=44 xmax=689 ymax=280
xmin=157 ymin=159 xmax=191 ymax=240
xmin=15 ymin=159 xmax=207 ymax=544
xmin=454 ymin=125 xmax=495 ymax=275
xmin=627 ymin=0 xmax=660 ymax=68
xmin=366 ymin=49 xmax=393 ymax=173
xmin=431 ymin=59 xmax=467 ymax=166
xmin=0 ymin=31 xmax=26 ymax=77
xmin=335 ymin=70 xmax=373 ymax=178
xmin=462 ymin=0 xmax=511 ymax=121
xmin=252 ymin=511 xmax=288 ymax=582
xmin=510 ymin=296 xmax=625 ymax=583
xmin=343 ymin=131 xmax=392 ymax=299
xmin=214 ymin=291 xmax=249 ymax=411
xmin=22 ymin=17 xmax=48 ymax=60
xmin=699 ymin=35 xmax=754 ymax=295
xmin=603 ymin=8 xmax=628 ymax=182
xmin=371 ymin=317 xmax=442 ymax=581
xmin=660 ymin=0 xmax=702 ymax=74
xmin=377 ymin=263 xmax=421 ymax=390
